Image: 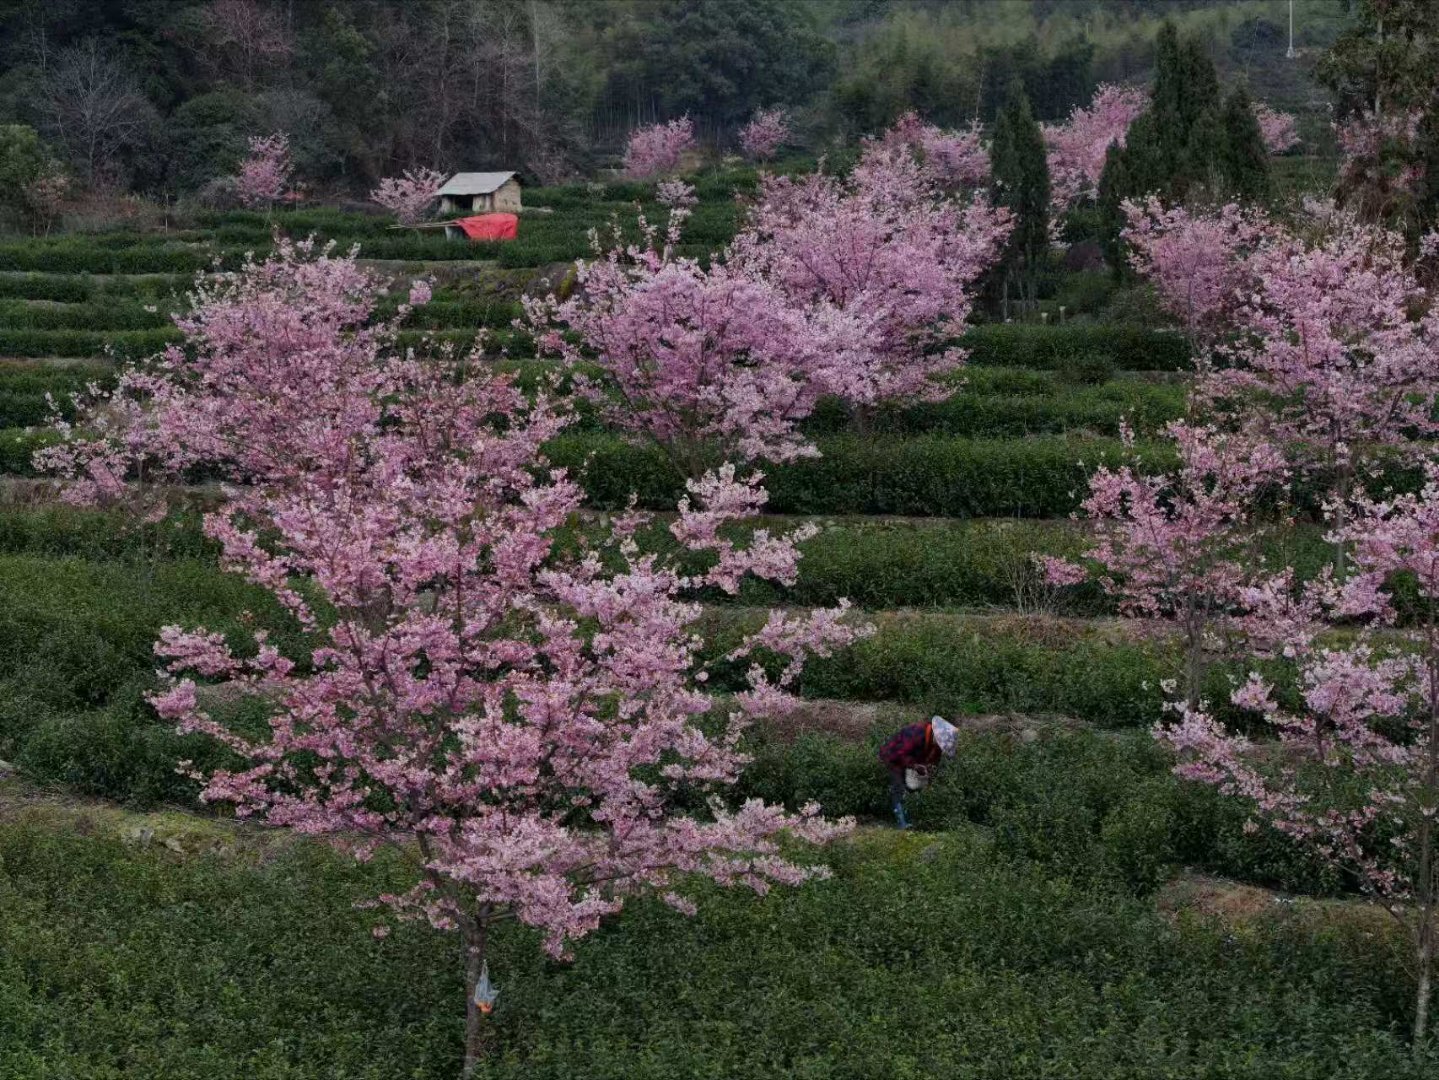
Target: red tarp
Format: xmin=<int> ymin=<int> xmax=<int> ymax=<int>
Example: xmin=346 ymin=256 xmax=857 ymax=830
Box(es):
xmin=455 ymin=213 xmax=519 ymax=241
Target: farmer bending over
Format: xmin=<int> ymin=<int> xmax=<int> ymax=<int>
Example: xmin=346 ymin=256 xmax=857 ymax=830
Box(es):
xmin=878 ymin=715 xmax=958 ymax=829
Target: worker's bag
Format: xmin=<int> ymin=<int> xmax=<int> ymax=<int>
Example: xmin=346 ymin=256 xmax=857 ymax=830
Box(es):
xmin=904 ymin=766 xmax=930 ymax=792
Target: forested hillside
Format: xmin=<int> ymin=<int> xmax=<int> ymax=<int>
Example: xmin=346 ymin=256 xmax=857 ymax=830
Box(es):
xmin=0 ymin=0 xmax=1346 ymax=194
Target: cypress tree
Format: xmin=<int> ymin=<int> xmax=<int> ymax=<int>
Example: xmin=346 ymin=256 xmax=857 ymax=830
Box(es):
xmin=1185 ymin=105 xmax=1226 ymax=196
xmin=1219 ymin=84 xmax=1271 ymax=200
xmin=1097 ymin=140 xmax=1133 ymax=281
xmin=991 ymin=78 xmax=1052 ymax=317
xmin=1417 ymin=97 xmax=1439 ymax=236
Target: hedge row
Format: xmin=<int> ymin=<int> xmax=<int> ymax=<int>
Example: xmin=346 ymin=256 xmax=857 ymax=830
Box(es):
xmin=739 ymin=725 xmax=1346 ymax=895
xmin=0 ymin=327 xmax=180 ymax=359
xmin=0 ymin=364 xmax=115 ymax=427
xmin=0 ymin=272 xmax=192 ymax=302
xmin=0 ymin=428 xmax=1174 ymax=515
xmin=399 ymin=298 xmax=526 ymax=330
xmin=0 ymin=246 xmax=228 ymax=274
xmin=0 ymin=299 xmax=174 ymax=332
xmin=0 ymin=274 xmax=92 ymax=302
xmin=803 ymin=376 xmax=1185 ymax=438
xmin=962 ymin=323 xmax=1191 ymax=372
xmin=2 ymin=808 xmax=1422 ymax=1079
xmin=694 ymin=608 xmax=1183 ymax=728
xmin=551 ymin=432 xmax=1175 ymax=518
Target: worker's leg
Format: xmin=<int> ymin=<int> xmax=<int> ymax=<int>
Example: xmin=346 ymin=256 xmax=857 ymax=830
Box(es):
xmin=888 ymin=768 xmax=910 ymax=829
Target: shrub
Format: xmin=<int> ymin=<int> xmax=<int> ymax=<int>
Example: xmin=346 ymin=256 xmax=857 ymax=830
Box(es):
xmin=0 ymin=814 xmax=1429 ymax=1078
xmin=549 ymin=433 xmax=1176 ymax=518
xmin=0 ymin=299 xmax=172 ymax=331
xmin=0 ymin=327 xmax=180 ymax=359
xmin=962 ymin=324 xmax=1191 ymax=371
xmin=0 ymin=274 xmax=92 ymax=302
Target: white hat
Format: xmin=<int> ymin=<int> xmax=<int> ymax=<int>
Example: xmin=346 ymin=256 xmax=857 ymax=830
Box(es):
xmin=931 ymin=716 xmax=958 ymax=756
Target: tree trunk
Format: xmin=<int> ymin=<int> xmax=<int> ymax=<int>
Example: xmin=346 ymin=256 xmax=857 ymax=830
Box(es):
xmin=460 ymin=916 xmax=490 ymax=1080
xmin=1418 ymin=927 xmax=1433 ymax=1047
xmin=1416 ymin=596 xmax=1439 ymax=1049
xmin=1332 ymin=459 xmax=1352 ymax=582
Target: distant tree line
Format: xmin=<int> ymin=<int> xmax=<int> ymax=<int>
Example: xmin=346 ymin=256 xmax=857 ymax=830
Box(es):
xmin=0 ymin=0 xmax=1343 ymax=201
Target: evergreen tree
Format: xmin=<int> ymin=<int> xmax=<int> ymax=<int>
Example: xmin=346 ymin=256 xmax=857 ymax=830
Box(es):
xmin=1094 ymin=21 xmax=1236 ymax=273
xmin=1096 ymin=140 xmax=1132 ymax=281
xmin=1219 ymin=84 xmax=1271 ymax=201
xmin=1416 ymin=95 xmax=1439 ymax=236
xmin=990 ymin=79 xmax=1051 ymax=317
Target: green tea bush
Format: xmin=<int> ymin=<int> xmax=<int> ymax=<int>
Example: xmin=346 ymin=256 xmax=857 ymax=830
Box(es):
xmin=0 ymin=426 xmax=55 ymax=473
xmin=401 ymin=298 xmax=526 ymax=330
xmin=0 ymin=273 xmax=93 ymax=302
xmin=802 ymin=377 xmax=1185 ymax=438
xmin=0 ymin=327 xmax=180 ymax=359
xmin=0 ymin=505 xmax=212 ymax=561
xmin=0 ymin=298 xmax=173 ymax=331
xmin=963 ymin=324 xmax=1192 ymax=371
xmin=550 ymin=433 xmax=1176 ymax=518
xmin=0 ymin=243 xmax=219 ymax=274
xmin=0 ymin=817 xmax=1426 ymax=1079
xmin=0 ymin=363 xmax=115 ymax=426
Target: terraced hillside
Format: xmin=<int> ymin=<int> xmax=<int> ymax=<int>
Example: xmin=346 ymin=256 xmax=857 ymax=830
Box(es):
xmin=0 ymin=168 xmax=1433 ymax=1078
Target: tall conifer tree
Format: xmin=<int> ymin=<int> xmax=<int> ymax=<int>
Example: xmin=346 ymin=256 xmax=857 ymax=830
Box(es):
xmin=991 ymin=79 xmax=1051 ymax=316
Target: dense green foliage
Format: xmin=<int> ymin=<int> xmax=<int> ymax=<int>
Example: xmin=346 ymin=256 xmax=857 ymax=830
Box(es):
xmin=0 ymin=807 xmax=1425 ymax=1079
xmin=990 ymin=81 xmax=1051 ymax=316
xmin=1098 ymin=21 xmax=1274 ymax=267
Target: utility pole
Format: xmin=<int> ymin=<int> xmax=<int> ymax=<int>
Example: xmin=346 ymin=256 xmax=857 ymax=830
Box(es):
xmin=1287 ymin=0 xmax=1297 ymax=59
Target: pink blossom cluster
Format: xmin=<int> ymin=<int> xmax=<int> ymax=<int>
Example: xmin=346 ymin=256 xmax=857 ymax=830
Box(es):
xmin=43 ymin=242 xmax=866 ymax=973
xmin=738 ymin=107 xmax=789 ymax=161
xmin=1124 ymin=201 xmax=1439 ymax=482
xmin=1253 ymin=103 xmax=1300 ymax=154
xmin=1041 ymin=84 xmax=1148 ymax=212
xmin=1121 ymin=197 xmax=1274 ymax=342
xmin=235 ymin=131 xmax=293 ymax=209
xmin=532 ymin=134 xmax=1009 ymax=470
xmin=1159 ymin=463 xmax=1439 ymax=906
xmin=622 ymin=117 xmax=696 ymax=179
xmin=874 ymin=111 xmax=989 ymax=189
xmin=1335 ymin=108 xmax=1425 ymax=214
xmin=370 ymin=166 xmax=446 ymax=225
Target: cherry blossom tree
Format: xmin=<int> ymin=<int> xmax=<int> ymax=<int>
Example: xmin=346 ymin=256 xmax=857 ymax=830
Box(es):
xmin=1208 ymin=213 xmax=1439 ymax=570
xmin=235 ymin=131 xmax=293 ymax=209
xmin=1161 ymin=462 xmax=1439 ymax=1044
xmin=1044 ymin=422 xmax=1293 ymax=709
xmin=42 ymin=241 xmax=865 ymax=1077
xmin=731 ymin=142 xmax=1010 ymax=413
xmin=371 ymin=166 xmax=446 ymax=225
xmin=622 ymin=116 xmax=696 ymax=179
xmin=739 ymin=107 xmax=789 ymax=162
xmin=1254 ymin=103 xmax=1301 ymax=154
xmin=534 ymin=154 xmax=1007 ymax=467
xmin=1336 ymin=108 xmax=1425 ymax=224
xmin=1121 ymin=198 xmax=1274 ymax=343
xmin=1042 ymin=83 xmax=1148 ymax=213
xmin=528 ymin=195 xmax=848 ymax=475
xmin=1123 ymin=202 xmax=1439 ymax=578
xmin=874 ymin=111 xmax=989 ymax=189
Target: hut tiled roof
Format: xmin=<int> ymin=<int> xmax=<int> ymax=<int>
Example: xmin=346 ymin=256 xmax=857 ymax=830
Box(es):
xmin=437 ymin=171 xmax=519 ymax=196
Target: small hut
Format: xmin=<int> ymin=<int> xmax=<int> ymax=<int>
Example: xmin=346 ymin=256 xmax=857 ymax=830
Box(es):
xmin=436 ymin=171 xmax=522 ymax=214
